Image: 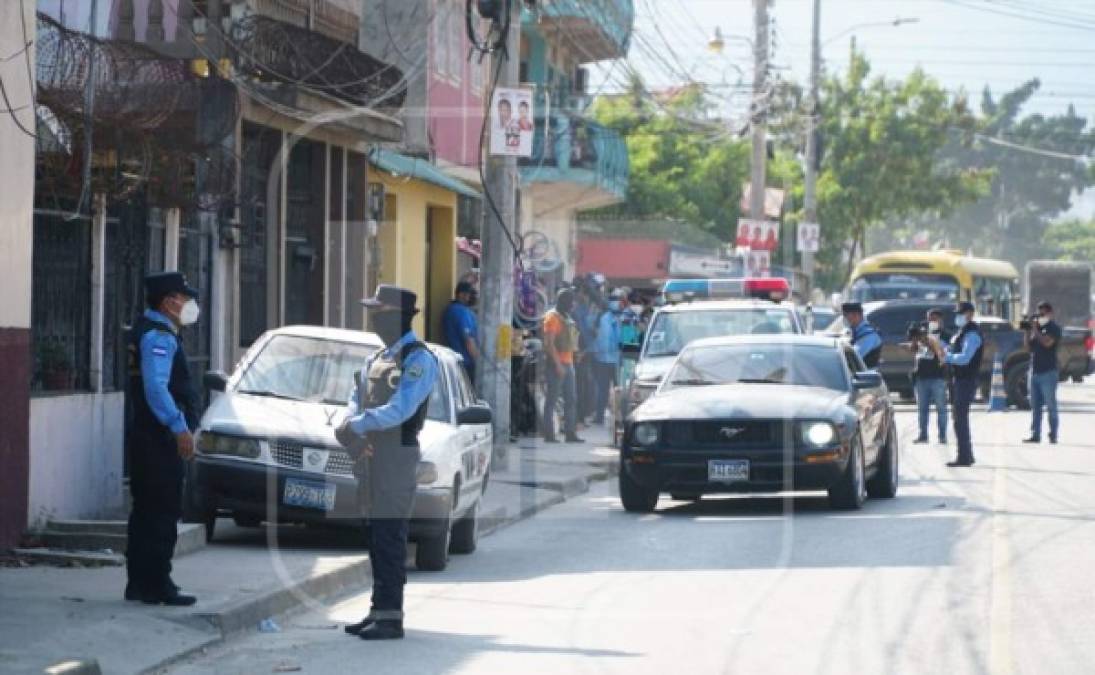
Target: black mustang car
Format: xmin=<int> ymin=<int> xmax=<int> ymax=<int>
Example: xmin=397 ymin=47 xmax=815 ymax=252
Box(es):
xmin=618 ymin=335 xmax=899 ymax=512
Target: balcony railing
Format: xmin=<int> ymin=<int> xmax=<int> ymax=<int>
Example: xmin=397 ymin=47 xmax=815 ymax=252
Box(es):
xmin=519 ymin=111 xmax=629 ymax=202
xmin=526 ymin=0 xmax=634 ymax=62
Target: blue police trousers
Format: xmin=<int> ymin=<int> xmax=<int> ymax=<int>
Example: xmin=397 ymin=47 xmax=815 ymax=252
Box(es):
xmin=951 ymin=378 xmax=977 ymax=464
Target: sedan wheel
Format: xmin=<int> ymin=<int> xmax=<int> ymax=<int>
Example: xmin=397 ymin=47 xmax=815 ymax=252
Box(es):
xmin=828 ymin=435 xmax=867 ymax=510
xmin=449 ymin=502 xmax=479 ymax=554
xmin=619 ymin=463 xmax=659 ymax=513
xmin=415 ymin=519 xmax=451 ymax=571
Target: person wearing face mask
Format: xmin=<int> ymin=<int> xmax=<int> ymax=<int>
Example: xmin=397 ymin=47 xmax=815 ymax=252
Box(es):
xmin=927 ymin=301 xmax=983 ymax=467
xmin=124 ymin=272 xmax=201 ymax=606
xmin=541 ymin=288 xmax=583 ymax=443
xmin=441 ymin=281 xmax=480 ymax=384
xmin=907 ymin=308 xmax=951 ymax=445
xmin=1024 ymin=301 xmax=1062 ymax=444
xmin=338 ymin=285 xmax=438 ymax=641
xmin=591 ymin=290 xmax=624 ymax=425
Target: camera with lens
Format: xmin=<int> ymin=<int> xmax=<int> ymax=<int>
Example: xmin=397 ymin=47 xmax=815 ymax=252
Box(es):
xmin=1018 ymin=315 xmax=1039 ymax=330
xmin=906 ymin=321 xmax=927 ymax=340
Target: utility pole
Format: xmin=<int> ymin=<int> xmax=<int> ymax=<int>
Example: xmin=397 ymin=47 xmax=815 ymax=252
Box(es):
xmin=748 ymin=0 xmax=770 ymax=224
xmin=478 ymin=0 xmax=520 ymax=462
xmin=802 ymin=0 xmax=820 ymax=289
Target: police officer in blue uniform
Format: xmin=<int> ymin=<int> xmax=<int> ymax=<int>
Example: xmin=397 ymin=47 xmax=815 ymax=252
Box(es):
xmin=338 ymin=285 xmax=438 ymax=641
xmin=928 ymin=301 xmax=983 ymax=467
xmin=125 ymin=272 xmax=201 ymax=606
xmin=842 ymin=302 xmax=883 ymax=368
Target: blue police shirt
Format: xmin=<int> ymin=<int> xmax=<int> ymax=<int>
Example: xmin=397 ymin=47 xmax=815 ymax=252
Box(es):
xmin=945 ymin=330 xmax=983 ymax=366
xmin=346 ymin=331 xmax=438 ymax=435
xmin=852 ymin=322 xmax=882 ymax=363
xmin=594 ymin=310 xmax=621 ymax=364
xmin=441 ymin=301 xmax=477 ymax=371
xmin=140 ymin=309 xmax=189 ymax=435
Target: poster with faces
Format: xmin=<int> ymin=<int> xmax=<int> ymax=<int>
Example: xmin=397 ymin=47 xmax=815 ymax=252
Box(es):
xmin=735 ymin=219 xmax=780 ymax=252
xmin=490 ymin=87 xmax=534 ymax=158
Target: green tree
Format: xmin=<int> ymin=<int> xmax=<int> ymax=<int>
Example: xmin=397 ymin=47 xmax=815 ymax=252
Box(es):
xmin=588 ymin=79 xmax=751 ymax=242
xmin=1044 ymin=218 xmax=1095 ymax=261
xmin=931 ymin=81 xmax=1095 ymax=269
xmin=812 ymin=51 xmax=992 ymax=288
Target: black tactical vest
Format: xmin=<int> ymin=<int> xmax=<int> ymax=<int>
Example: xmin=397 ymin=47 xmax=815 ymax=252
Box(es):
xmin=358 ymin=341 xmax=432 ymax=449
xmin=127 ymin=315 xmax=199 ymax=437
xmin=949 ymin=321 xmax=984 ymax=381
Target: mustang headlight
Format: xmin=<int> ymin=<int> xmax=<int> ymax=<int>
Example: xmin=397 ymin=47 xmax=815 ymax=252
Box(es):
xmin=628 ymin=380 xmax=658 ymax=407
xmin=632 ymin=422 xmax=660 ymax=447
xmin=197 ymin=432 xmax=261 ymax=459
xmin=801 ymin=422 xmax=837 ymax=447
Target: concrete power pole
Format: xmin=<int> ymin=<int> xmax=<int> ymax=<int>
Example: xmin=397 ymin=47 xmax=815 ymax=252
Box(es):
xmin=748 ymin=0 xmax=770 ymax=224
xmin=477 ymin=0 xmax=521 ymax=461
xmin=802 ymin=0 xmax=820 ymax=288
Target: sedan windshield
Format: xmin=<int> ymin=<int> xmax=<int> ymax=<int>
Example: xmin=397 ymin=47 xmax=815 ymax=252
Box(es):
xmin=662 ymin=344 xmax=848 ymax=392
xmin=236 ymin=336 xmax=377 ymax=405
xmin=644 ymin=309 xmax=798 ymax=358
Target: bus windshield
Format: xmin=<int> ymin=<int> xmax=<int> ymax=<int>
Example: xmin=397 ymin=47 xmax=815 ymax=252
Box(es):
xmin=848 ymin=273 xmax=960 ymax=303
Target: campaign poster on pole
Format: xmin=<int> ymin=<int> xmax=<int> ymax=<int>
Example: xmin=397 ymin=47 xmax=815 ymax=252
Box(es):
xmin=735 ymin=218 xmax=780 ymax=252
xmin=746 ymin=250 xmax=771 ymax=277
xmin=490 ymin=87 xmax=534 ymax=158
xmin=796 ymin=222 xmax=820 ymax=253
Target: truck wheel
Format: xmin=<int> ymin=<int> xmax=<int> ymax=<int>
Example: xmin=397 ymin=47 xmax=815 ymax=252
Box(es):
xmin=415 ymin=520 xmax=451 ymax=571
xmin=449 ymin=502 xmax=479 ymax=555
xmin=619 ymin=463 xmax=659 ymax=513
xmin=1005 ymin=363 xmax=1030 ymax=410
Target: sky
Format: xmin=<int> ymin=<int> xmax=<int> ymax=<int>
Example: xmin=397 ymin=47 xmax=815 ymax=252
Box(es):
xmin=597 ymin=0 xmax=1095 ymax=217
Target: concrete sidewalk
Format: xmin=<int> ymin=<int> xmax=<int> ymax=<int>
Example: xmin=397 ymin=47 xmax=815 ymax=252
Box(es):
xmin=0 ymin=430 xmax=617 ymax=675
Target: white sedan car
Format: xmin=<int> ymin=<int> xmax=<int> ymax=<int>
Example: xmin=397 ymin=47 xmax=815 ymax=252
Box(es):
xmin=183 ymin=326 xmax=492 ymax=571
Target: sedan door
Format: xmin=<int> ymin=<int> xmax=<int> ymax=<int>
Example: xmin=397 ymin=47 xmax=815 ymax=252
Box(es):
xmin=448 ymin=359 xmax=491 ymax=511
xmin=844 ymin=346 xmax=885 ymax=464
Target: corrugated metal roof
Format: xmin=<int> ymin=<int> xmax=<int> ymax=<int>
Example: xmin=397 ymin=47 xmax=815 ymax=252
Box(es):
xmin=369 ymin=149 xmax=481 ymax=199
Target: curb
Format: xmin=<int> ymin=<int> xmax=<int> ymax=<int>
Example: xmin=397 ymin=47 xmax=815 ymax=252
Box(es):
xmin=148 ymin=459 xmax=611 ymax=672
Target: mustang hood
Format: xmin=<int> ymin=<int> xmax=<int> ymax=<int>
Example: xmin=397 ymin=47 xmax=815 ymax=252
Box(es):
xmin=632 ymin=384 xmax=850 ymax=422
xmin=633 ymin=355 xmax=676 ymax=383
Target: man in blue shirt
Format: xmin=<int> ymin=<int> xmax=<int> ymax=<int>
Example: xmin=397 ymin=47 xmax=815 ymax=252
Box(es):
xmin=125 ymin=272 xmax=201 ymax=606
xmin=591 ymin=291 xmax=623 ymax=425
xmin=1024 ymin=301 xmax=1062 ymax=444
xmin=928 ymin=301 xmax=983 ymax=467
xmin=337 ymin=285 xmax=438 ymax=641
xmin=842 ymin=302 xmax=883 ymax=368
xmin=441 ymin=281 xmax=479 ymax=383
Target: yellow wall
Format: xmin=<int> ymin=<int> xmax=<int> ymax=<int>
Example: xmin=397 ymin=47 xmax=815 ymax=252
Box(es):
xmin=372 ymin=171 xmax=459 ymax=338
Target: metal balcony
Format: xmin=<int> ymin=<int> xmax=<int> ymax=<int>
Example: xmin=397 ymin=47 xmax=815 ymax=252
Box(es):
xmin=519 ymin=111 xmax=629 ymax=211
xmin=526 ymin=0 xmax=634 ymax=62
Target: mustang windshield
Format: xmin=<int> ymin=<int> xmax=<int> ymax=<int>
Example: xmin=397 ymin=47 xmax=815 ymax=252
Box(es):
xmin=663 ymin=344 xmax=848 ymax=392
xmin=644 ymin=308 xmax=798 ymax=358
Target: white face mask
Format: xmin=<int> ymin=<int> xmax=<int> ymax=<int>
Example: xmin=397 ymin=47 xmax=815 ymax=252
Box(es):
xmin=928 ymin=321 xmax=940 ymax=332
xmin=1037 ymin=315 xmax=1049 ymax=326
xmin=955 ymin=315 xmax=968 ymax=328
xmin=179 ymin=299 xmax=200 ymax=326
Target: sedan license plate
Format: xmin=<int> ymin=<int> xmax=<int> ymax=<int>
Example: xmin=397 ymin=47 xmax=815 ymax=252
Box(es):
xmin=283 ymin=478 xmax=336 ymax=511
xmin=708 ymin=459 xmax=749 ymax=483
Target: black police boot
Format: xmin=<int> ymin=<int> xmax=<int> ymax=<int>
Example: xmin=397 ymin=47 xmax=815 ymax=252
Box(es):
xmin=912 ymin=436 xmax=928 ymax=444
xmin=344 ymin=614 xmax=378 ymax=636
xmin=1022 ymin=436 xmax=1040 ymax=444
xmin=142 ymin=591 xmax=197 ymax=607
xmin=946 ymin=459 xmax=973 ymax=467
xmin=124 ymin=582 xmax=142 ymax=602
xmin=358 ymin=620 xmax=404 ymax=641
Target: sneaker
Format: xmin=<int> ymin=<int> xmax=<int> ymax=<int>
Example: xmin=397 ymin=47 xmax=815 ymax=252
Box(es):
xmin=912 ymin=436 xmax=929 ymax=445
xmin=564 ymin=434 xmax=585 ymax=443
xmin=1049 ymin=436 xmax=1058 ymax=445
xmin=946 ymin=460 xmax=973 ymax=467
xmin=1022 ymin=436 xmax=1040 ymax=444
xmin=938 ymin=437 xmax=947 ymax=445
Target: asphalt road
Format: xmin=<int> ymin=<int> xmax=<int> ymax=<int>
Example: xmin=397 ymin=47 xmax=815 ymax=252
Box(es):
xmin=168 ymin=382 xmax=1095 ymax=675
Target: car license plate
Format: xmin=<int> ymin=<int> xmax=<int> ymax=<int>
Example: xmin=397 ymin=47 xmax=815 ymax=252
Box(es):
xmin=283 ymin=478 xmax=336 ymax=511
xmin=708 ymin=459 xmax=749 ymax=483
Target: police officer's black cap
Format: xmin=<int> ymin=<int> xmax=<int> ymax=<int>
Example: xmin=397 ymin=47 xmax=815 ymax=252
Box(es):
xmin=956 ymin=301 xmax=976 ymax=314
xmin=841 ymin=302 xmax=864 ymax=314
xmin=145 ymin=272 xmax=198 ymax=304
xmin=361 ymin=284 xmax=420 ymax=314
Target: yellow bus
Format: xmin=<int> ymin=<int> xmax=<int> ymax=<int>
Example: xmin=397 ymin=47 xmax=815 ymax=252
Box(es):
xmin=847 ymin=250 xmax=1021 ymax=321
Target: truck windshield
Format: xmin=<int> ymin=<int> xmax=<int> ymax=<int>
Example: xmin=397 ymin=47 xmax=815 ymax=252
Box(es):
xmin=849 ymin=273 xmax=960 ymax=302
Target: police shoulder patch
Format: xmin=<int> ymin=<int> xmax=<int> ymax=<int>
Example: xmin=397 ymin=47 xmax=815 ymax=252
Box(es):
xmin=151 ymin=347 xmax=169 ymax=356
xmin=405 ymin=365 xmax=424 ymax=379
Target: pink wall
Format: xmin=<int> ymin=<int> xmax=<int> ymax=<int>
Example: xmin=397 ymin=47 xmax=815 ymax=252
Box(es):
xmin=427 ymin=2 xmax=485 ymax=171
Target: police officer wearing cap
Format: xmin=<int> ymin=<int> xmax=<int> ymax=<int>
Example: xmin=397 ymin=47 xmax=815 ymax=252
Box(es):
xmin=338 ymin=285 xmax=439 ymax=641
xmin=842 ymin=302 xmax=883 ymax=368
xmin=927 ymin=301 xmax=983 ymax=467
xmin=124 ymin=272 xmax=201 ymax=606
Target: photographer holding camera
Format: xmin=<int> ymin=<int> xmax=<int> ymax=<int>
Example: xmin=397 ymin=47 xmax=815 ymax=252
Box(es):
xmin=907 ymin=308 xmax=950 ymax=445
xmin=1023 ymin=301 xmax=1062 ymax=444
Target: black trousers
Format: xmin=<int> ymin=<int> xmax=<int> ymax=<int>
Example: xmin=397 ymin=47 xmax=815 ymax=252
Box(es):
xmin=366 ymin=446 xmax=418 ymax=620
xmin=126 ymin=429 xmax=184 ymax=595
xmin=952 ymin=378 xmax=977 ymax=464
